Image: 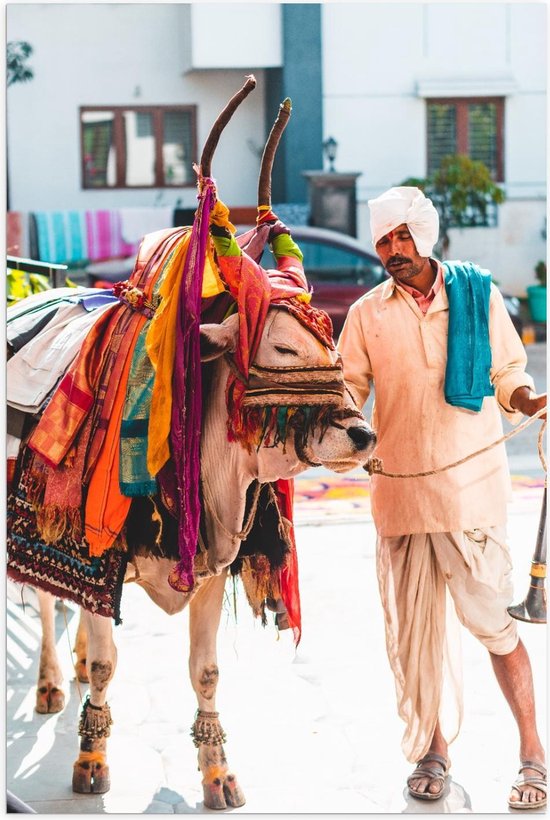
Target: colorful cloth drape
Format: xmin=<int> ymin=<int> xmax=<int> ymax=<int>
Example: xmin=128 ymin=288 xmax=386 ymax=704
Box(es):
xmin=166 ymin=176 xmax=216 ymax=592
xmin=119 ymin=327 xmax=157 ymax=497
xmin=85 ymin=316 xmax=146 ymax=556
xmin=274 ymin=478 xmax=302 ymax=644
xmin=145 ymin=231 xmax=191 ymax=476
xmin=27 ymin=303 xmax=119 ymax=467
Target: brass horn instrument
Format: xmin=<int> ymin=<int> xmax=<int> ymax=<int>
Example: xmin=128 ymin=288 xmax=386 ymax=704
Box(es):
xmin=508 ymin=420 xmax=547 ymax=624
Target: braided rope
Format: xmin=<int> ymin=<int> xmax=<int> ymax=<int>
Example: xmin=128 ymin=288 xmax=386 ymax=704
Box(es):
xmin=365 ymin=406 xmax=547 ymax=479
xmin=202 ymin=478 xmax=263 ymax=543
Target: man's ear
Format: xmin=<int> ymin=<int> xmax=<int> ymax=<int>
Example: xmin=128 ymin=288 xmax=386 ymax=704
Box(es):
xmin=199 ymin=313 xmax=238 ymax=361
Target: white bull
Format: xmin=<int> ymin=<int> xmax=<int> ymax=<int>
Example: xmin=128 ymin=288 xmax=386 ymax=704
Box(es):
xmin=18 ymin=300 xmax=375 ymax=809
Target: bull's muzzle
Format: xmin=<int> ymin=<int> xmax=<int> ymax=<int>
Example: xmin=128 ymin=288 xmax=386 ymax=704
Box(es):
xmin=346 ymin=425 xmax=376 ymax=452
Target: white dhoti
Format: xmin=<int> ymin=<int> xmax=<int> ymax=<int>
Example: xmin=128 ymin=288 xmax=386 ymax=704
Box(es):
xmin=376 ymin=527 xmax=519 ymax=762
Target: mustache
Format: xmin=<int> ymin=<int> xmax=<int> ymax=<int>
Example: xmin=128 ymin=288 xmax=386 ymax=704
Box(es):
xmin=388 ymin=256 xmax=412 ymax=267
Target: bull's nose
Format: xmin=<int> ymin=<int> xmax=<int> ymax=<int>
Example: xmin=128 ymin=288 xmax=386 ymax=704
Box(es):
xmin=347 ymin=425 xmax=376 ymax=451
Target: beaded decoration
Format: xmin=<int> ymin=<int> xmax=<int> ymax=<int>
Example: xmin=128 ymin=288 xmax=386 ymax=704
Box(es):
xmin=190 ymin=709 xmax=227 ymax=748
xmin=77 ymin=695 xmax=113 ymax=739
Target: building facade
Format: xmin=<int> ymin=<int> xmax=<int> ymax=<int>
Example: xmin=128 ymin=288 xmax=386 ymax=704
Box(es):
xmin=7 ymin=2 xmax=546 ymax=293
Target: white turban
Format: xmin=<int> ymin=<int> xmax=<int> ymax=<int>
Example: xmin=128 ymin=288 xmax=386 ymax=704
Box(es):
xmin=368 ymin=186 xmax=439 ymax=257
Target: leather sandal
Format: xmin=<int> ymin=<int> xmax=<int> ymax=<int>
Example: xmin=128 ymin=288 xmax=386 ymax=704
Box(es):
xmin=508 ymin=761 xmax=547 ymax=810
xmin=407 ymin=752 xmax=449 ymax=801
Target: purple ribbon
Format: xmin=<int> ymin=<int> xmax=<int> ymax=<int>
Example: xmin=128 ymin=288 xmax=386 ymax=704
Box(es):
xmin=168 ymin=178 xmax=216 ymax=591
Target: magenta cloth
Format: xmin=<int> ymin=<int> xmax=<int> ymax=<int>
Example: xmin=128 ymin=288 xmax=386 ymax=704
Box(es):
xmin=85 ymin=210 xmax=138 ymax=261
xmin=167 ymin=178 xmax=216 ymax=591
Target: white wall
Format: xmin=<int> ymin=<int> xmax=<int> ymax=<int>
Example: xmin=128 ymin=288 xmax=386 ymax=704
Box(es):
xmin=323 ymin=2 xmax=546 ymax=293
xmin=188 ymin=3 xmax=281 ymax=69
xmin=7 ymin=4 xmax=268 ymax=211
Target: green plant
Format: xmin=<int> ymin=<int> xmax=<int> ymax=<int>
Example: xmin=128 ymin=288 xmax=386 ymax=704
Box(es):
xmin=534 ymin=260 xmax=547 ymax=287
xmin=402 ymin=154 xmax=505 ymax=258
xmin=7 ymin=41 xmax=34 ymax=87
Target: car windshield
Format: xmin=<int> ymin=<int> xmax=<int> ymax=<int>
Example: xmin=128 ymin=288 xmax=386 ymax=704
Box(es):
xmin=261 ymin=239 xmax=385 ymax=287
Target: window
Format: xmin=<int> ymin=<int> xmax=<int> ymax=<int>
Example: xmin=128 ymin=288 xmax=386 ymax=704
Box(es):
xmin=427 ymin=98 xmax=504 ymax=181
xmin=80 ymin=106 xmax=197 ymax=189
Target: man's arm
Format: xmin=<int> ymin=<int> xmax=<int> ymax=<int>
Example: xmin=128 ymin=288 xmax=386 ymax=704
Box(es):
xmin=488 ymin=285 xmax=546 ymax=420
xmin=337 ymin=302 xmax=373 ymax=409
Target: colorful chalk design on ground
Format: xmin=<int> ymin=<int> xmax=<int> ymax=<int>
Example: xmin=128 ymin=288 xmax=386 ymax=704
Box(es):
xmin=293 ymin=470 xmax=545 ymax=524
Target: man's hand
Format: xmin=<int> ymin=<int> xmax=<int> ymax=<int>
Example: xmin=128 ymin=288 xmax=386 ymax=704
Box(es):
xmin=510 ymin=386 xmax=547 ymax=420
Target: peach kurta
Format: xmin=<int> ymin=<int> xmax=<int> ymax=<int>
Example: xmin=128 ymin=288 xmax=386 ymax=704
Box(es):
xmin=337 ymin=267 xmax=534 ymax=537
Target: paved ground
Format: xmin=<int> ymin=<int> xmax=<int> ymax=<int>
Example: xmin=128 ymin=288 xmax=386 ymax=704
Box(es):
xmin=5 ymin=343 xmax=546 ymax=816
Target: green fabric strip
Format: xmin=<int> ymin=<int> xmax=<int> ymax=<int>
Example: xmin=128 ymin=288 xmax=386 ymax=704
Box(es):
xmin=118 ymin=256 xmax=173 ymax=496
xmin=212 ymin=234 xmax=241 ymax=257
xmin=271 ymin=233 xmax=303 ymax=262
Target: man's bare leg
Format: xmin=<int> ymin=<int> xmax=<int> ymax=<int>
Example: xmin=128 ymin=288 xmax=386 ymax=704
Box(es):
xmin=490 ymin=640 xmax=546 ymax=806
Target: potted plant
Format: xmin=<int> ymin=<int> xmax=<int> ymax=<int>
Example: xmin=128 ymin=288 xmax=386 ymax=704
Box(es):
xmin=526 ymin=261 xmax=547 ymax=323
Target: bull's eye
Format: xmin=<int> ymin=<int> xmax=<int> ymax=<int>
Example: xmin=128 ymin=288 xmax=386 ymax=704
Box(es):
xmin=274 ymin=345 xmax=299 ymax=356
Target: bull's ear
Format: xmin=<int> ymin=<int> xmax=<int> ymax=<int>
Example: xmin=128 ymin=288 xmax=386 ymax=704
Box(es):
xmin=199 ymin=314 xmax=238 ymax=361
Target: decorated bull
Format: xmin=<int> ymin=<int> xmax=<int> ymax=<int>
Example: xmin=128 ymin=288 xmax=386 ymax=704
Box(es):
xmin=6 ymin=78 xmax=375 ymax=809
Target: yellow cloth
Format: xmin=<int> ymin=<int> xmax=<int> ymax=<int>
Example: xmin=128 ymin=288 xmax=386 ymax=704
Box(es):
xmin=145 ymin=233 xmax=191 ymax=476
xmin=146 ymin=229 xmax=225 ymax=475
xmin=203 ymin=243 xmax=226 ymax=298
xmin=209 ymin=199 xmax=236 ymax=234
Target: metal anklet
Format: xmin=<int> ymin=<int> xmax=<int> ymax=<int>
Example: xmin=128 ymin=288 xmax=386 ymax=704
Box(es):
xmin=190 ymin=709 xmax=227 ymax=747
xmin=78 ymin=695 xmax=113 ymax=739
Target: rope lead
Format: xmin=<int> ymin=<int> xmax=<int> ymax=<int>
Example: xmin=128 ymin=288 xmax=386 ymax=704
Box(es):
xmin=364 ymin=406 xmax=547 ymax=479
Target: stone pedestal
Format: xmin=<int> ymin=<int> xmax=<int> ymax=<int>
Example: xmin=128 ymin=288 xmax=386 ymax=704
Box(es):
xmin=302 ymin=171 xmax=362 ymax=237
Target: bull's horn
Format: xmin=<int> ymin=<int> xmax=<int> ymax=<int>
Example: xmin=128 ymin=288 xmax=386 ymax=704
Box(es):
xmin=199 ymin=74 xmax=257 ymax=179
xmin=258 ymin=97 xmax=292 ymax=211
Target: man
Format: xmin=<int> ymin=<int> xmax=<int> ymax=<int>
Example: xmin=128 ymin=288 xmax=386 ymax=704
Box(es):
xmin=337 ymin=186 xmax=546 ymax=809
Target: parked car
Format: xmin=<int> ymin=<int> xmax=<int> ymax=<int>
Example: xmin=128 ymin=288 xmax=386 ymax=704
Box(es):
xmin=248 ymin=225 xmax=385 ymax=338
xmin=248 ymin=225 xmax=524 ymax=340
xmin=86 ymin=223 xmax=523 ymax=340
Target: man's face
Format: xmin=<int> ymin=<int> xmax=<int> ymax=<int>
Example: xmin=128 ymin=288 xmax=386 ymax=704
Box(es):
xmin=374 ymin=223 xmax=428 ymax=283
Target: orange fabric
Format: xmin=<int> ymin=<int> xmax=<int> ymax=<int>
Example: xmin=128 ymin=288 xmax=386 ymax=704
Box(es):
xmin=145 ymin=232 xmax=192 ymax=476
xmin=28 ymin=305 xmax=118 ymax=467
xmin=84 ymin=316 xmax=145 ymax=556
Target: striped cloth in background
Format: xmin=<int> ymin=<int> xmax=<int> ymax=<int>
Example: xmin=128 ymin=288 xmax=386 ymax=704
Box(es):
xmin=7 ymin=212 xmax=30 ymax=258
xmin=85 ymin=210 xmax=138 ymax=261
xmin=33 ymin=211 xmax=88 ymax=264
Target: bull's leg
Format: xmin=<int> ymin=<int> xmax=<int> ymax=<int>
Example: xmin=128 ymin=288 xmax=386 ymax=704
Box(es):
xmin=72 ymin=611 xmax=116 ymax=794
xmin=73 ymin=609 xmax=89 ymax=683
xmin=189 ymin=570 xmax=246 ymax=810
xmin=35 ymin=588 xmax=65 ymax=714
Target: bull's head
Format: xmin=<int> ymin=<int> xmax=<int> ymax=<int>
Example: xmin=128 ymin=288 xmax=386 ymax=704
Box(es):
xmin=200 ymin=310 xmax=376 ymax=480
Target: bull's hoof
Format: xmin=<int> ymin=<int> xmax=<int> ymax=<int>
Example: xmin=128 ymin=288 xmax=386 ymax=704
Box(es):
xmin=74 ymin=658 xmax=89 ymax=684
xmin=202 ymin=775 xmax=246 ymax=810
xmin=36 ymin=683 xmax=65 ymax=714
xmin=223 ymin=774 xmax=246 ymax=808
xmin=203 ymin=779 xmax=227 ymax=810
xmin=72 ymin=759 xmax=111 ymax=794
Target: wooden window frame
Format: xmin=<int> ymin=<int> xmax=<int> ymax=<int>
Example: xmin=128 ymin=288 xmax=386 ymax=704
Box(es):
xmin=426 ymin=97 xmax=504 ymax=182
xmin=80 ymin=104 xmax=198 ymax=190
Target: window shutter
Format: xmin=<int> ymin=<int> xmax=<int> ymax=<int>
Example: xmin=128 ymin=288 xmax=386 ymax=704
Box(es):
xmin=427 ymin=103 xmax=457 ymax=176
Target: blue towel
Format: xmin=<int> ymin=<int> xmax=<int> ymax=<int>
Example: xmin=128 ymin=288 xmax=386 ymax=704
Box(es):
xmin=33 ymin=211 xmax=88 ymax=264
xmin=443 ymin=260 xmax=494 ymax=412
